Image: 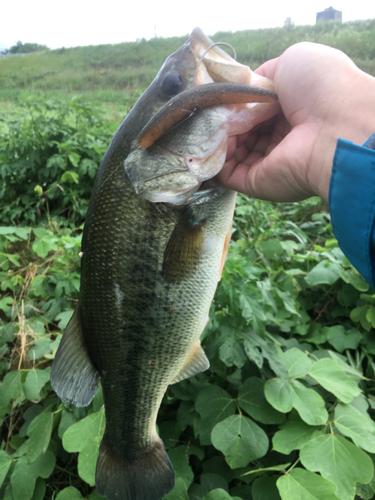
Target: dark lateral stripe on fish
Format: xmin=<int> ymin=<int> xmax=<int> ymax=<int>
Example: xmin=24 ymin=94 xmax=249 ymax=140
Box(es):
xmin=137 ymin=82 xmax=278 ymax=148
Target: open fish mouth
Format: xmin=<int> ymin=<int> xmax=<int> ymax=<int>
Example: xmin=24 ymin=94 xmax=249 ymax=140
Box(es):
xmin=123 ymin=27 xmax=280 ymax=205
xmin=137 ymin=82 xmax=278 ymax=148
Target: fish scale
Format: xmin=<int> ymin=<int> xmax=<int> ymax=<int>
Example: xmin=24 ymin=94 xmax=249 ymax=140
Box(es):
xmin=50 ymin=27 xmax=278 ymax=500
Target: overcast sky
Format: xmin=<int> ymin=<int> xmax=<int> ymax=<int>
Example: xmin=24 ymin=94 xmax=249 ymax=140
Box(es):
xmin=1 ymin=1 xmax=375 ymax=50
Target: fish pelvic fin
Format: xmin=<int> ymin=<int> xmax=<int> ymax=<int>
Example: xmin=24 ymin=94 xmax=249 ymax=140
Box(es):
xmin=51 ymin=304 xmax=99 ymax=407
xmin=171 ymin=340 xmax=210 ymax=384
xmin=96 ymin=433 xmax=175 ymax=500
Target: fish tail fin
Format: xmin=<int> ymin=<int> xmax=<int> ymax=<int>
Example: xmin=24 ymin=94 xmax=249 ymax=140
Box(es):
xmin=96 ymin=433 xmax=175 ymax=500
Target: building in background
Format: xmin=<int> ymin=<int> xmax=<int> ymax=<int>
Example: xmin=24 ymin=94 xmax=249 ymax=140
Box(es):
xmin=316 ymin=6 xmax=342 ymax=22
xmin=284 ymin=17 xmax=294 ymax=26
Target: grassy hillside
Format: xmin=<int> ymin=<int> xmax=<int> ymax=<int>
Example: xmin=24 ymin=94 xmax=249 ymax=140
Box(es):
xmin=0 ymin=19 xmax=375 ymax=102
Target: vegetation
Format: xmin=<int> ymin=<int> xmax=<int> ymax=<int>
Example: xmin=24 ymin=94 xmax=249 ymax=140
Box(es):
xmin=1 ymin=20 xmax=375 ymax=500
xmin=0 ymin=20 xmax=375 ymax=102
xmin=2 ymin=41 xmax=50 ymax=56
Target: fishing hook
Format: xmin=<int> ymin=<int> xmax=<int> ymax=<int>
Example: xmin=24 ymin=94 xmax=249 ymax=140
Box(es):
xmin=193 ymin=41 xmax=237 ymax=86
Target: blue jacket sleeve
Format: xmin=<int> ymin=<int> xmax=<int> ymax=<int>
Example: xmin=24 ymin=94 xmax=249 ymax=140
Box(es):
xmin=329 ymin=133 xmax=375 ymax=288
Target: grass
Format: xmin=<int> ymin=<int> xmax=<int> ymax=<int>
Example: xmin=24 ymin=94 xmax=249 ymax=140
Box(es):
xmin=0 ymin=19 xmax=375 ymax=105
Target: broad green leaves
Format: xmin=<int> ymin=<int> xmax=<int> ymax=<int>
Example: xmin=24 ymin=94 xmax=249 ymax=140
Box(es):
xmin=277 ymin=469 xmax=339 ymax=500
xmin=63 ymin=409 xmax=106 ymax=485
xmin=195 ymin=386 xmax=236 ymax=445
xmin=211 ymin=415 xmax=268 ymax=468
xmin=238 ymin=377 xmax=285 ymax=424
xmin=308 ymin=359 xmax=360 ymax=403
xmin=1 ymin=94 xmax=375 ymax=500
xmin=18 ymin=411 xmax=53 ymax=463
xmin=10 ymin=452 xmax=55 ymax=500
xmin=300 ymin=435 xmax=373 ymax=500
xmin=334 ymin=403 xmax=375 ymax=453
xmin=23 ymin=369 xmax=50 ymax=401
xmin=265 ymin=355 xmax=360 ymax=426
xmin=273 ymin=419 xmax=323 ymax=455
xmin=0 ymin=451 xmax=12 ymax=488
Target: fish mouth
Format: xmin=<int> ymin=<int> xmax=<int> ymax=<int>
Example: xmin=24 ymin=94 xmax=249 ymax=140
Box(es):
xmin=137 ymin=83 xmax=278 ymax=149
xmin=125 ymin=27 xmax=279 ymax=206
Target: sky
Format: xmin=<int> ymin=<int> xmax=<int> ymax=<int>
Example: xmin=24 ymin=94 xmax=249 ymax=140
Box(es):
xmin=1 ymin=0 xmax=375 ymax=51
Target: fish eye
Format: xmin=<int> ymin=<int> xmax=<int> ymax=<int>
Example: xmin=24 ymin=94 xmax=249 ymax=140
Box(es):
xmin=160 ymin=73 xmax=184 ymax=98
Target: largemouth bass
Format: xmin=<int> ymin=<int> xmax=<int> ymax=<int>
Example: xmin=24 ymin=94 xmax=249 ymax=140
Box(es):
xmin=51 ymin=27 xmax=279 ymax=500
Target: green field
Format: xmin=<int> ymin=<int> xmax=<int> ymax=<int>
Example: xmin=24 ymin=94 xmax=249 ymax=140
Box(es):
xmin=1 ymin=19 xmax=375 ymax=104
xmin=1 ymin=20 xmax=375 ymax=500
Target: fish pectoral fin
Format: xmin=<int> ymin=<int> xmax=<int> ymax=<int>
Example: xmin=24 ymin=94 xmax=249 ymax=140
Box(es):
xmin=50 ymin=304 xmax=99 ymax=407
xmin=171 ymin=340 xmax=210 ymax=384
xmin=163 ymin=210 xmax=206 ymax=283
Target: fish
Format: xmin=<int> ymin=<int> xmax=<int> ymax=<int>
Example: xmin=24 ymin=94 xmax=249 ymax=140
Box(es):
xmin=50 ymin=27 xmax=279 ymax=500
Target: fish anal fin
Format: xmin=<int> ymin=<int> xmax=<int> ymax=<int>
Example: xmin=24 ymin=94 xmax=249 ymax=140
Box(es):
xmin=163 ymin=211 xmax=206 ymax=283
xmin=96 ymin=433 xmax=174 ymax=500
xmin=171 ymin=340 xmax=210 ymax=384
xmin=51 ymin=304 xmax=99 ymax=407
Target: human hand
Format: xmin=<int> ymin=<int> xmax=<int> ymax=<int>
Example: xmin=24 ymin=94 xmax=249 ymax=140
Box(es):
xmin=218 ymin=42 xmax=375 ymax=203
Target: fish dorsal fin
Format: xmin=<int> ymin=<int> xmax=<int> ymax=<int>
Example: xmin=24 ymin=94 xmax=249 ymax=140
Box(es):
xmin=163 ymin=211 xmax=205 ymax=283
xmin=50 ymin=304 xmax=99 ymax=407
xmin=171 ymin=340 xmax=210 ymax=384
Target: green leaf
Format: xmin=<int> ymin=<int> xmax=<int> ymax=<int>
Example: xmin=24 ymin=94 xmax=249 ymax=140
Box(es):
xmin=339 ymin=269 xmax=369 ymax=291
xmin=335 ymin=403 xmax=375 ymax=453
xmin=31 ymin=478 xmax=46 ymax=500
xmin=289 ymin=380 xmax=328 ymax=425
xmin=0 ymin=450 xmax=12 ymax=487
xmin=366 ymin=307 xmax=375 ymax=327
xmin=219 ymin=335 xmax=247 ymax=368
xmin=55 ymin=310 xmax=73 ymax=330
xmin=0 ymin=296 xmax=13 ymax=313
xmin=61 ymin=170 xmax=79 ymax=184
xmin=238 ymin=377 xmax=285 ymax=424
xmin=68 ymin=152 xmax=81 ymax=167
xmin=350 ymin=306 xmax=372 ymax=331
xmin=300 ymin=434 xmax=373 ymax=500
xmin=32 ymin=233 xmax=58 ymax=258
xmin=23 ymin=369 xmax=50 ymax=401
xmin=10 ymin=452 xmax=55 ymax=500
xmin=195 ymin=386 xmax=236 ymax=445
xmin=356 ymin=471 xmax=375 ymax=500
xmin=63 ymin=409 xmax=106 ymax=485
xmin=194 ymin=473 xmax=228 ymax=499
xmin=201 ymin=489 xmax=233 ymax=500
xmin=252 ymin=475 xmax=281 ymax=500
xmin=280 ymin=348 xmax=312 ymax=377
xmin=211 ymin=415 xmax=268 ymax=468
xmin=168 ymin=446 xmax=194 ymax=489
xmin=276 ymin=468 xmax=339 ymax=500
xmin=259 ymin=239 xmax=284 ymax=260
xmin=164 ymin=477 xmax=189 ymax=500
xmin=308 ymin=358 xmax=360 ymax=403
xmin=273 ymin=419 xmax=323 ymax=455
xmin=264 ymin=378 xmax=293 ymax=413
xmin=19 ymin=411 xmax=53 ymax=463
xmin=0 ymin=370 xmax=22 ymax=415
xmin=11 ymin=456 xmax=37 ymax=500
xmin=55 ymin=486 xmax=85 ymax=500
xmin=305 ymin=260 xmax=340 ymax=286
xmin=326 ymin=326 xmax=362 ymax=352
